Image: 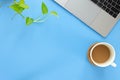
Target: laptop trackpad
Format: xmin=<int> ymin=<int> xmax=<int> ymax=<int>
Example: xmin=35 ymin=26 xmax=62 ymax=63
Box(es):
xmin=65 ymin=0 xmax=101 ymax=25
xmin=91 ymin=10 xmax=116 ymax=36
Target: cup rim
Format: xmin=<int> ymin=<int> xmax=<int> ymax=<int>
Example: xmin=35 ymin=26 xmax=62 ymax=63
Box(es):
xmin=89 ymin=42 xmax=115 ymax=67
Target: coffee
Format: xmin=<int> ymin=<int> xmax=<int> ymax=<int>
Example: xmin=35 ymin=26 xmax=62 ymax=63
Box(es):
xmin=92 ymin=45 xmax=110 ymax=63
xmin=88 ymin=42 xmax=116 ymax=67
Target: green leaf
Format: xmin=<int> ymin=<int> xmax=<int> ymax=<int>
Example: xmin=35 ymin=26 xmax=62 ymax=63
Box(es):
xmin=19 ymin=0 xmax=25 ymax=4
xmin=41 ymin=2 xmax=48 ymax=15
xmin=19 ymin=0 xmax=29 ymax=9
xmin=10 ymin=3 xmax=24 ymax=14
xmin=19 ymin=3 xmax=29 ymax=9
xmin=10 ymin=0 xmax=29 ymax=14
xmin=50 ymin=11 xmax=58 ymax=17
xmin=26 ymin=17 xmax=34 ymax=25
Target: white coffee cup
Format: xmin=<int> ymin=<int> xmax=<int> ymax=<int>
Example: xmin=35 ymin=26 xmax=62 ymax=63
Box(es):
xmin=88 ymin=42 xmax=116 ymax=67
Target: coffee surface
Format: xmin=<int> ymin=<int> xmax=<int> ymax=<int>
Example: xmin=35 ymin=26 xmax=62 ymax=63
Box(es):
xmin=92 ymin=45 xmax=110 ymax=63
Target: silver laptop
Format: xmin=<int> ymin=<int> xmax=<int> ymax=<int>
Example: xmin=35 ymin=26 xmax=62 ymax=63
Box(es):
xmin=55 ymin=0 xmax=120 ymax=37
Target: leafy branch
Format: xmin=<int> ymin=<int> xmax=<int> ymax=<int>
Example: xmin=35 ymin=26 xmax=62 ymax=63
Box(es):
xmin=9 ymin=0 xmax=58 ymax=26
xmin=10 ymin=0 xmax=29 ymax=18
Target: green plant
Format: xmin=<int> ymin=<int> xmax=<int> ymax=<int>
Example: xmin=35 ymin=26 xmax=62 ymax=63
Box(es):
xmin=9 ymin=0 xmax=58 ymax=25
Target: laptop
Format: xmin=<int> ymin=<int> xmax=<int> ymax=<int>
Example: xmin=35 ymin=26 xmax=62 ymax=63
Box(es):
xmin=55 ymin=0 xmax=120 ymax=37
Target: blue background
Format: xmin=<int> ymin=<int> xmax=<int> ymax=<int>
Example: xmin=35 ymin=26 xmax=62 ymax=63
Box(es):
xmin=0 ymin=0 xmax=120 ymax=80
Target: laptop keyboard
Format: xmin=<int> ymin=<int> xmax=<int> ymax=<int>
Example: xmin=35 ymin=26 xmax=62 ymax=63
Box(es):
xmin=91 ymin=0 xmax=120 ymax=18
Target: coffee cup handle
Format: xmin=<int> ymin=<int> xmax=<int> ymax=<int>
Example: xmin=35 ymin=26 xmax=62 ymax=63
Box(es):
xmin=111 ymin=62 xmax=117 ymax=67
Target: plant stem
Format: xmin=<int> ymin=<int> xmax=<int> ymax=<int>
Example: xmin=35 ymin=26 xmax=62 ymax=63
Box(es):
xmin=11 ymin=13 xmax=17 ymax=20
xmin=33 ymin=16 xmax=49 ymax=23
xmin=19 ymin=13 xmax=25 ymax=19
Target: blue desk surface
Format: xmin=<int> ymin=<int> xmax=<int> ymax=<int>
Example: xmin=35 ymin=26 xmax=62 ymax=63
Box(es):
xmin=0 ymin=0 xmax=120 ymax=80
